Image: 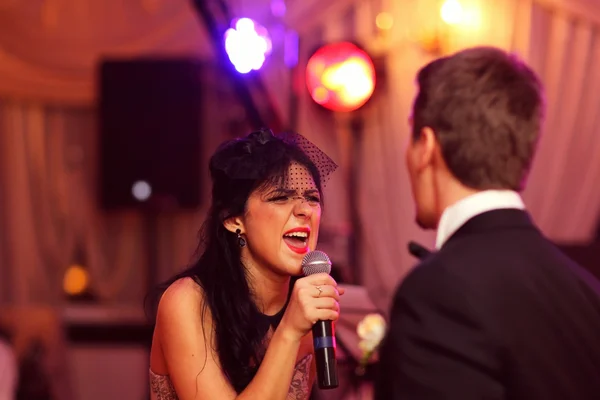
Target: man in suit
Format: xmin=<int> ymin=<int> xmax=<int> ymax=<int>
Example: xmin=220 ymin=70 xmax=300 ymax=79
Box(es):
xmin=375 ymin=46 xmax=600 ymax=400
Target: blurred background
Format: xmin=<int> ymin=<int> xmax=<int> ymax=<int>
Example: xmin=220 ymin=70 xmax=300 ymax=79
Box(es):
xmin=1 ymin=0 xmax=600 ymax=398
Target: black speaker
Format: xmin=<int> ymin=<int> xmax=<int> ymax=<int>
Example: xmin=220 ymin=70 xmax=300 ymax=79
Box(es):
xmin=98 ymin=58 xmax=203 ymax=212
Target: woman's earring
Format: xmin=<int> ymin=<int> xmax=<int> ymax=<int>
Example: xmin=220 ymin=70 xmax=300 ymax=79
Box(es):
xmin=236 ymin=228 xmax=246 ymax=248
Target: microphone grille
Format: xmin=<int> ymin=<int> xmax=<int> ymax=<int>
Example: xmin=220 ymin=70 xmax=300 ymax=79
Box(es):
xmin=301 ymin=250 xmax=332 ymax=276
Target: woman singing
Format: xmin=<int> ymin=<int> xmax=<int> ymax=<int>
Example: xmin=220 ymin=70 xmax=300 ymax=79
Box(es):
xmin=149 ymin=129 xmax=342 ymax=400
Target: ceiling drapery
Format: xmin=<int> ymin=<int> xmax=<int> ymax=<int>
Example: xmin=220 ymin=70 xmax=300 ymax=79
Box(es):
xmin=0 ymin=0 xmax=212 ymax=104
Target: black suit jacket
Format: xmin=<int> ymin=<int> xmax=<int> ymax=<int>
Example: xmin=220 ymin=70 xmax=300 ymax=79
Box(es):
xmin=375 ymin=209 xmax=600 ymax=400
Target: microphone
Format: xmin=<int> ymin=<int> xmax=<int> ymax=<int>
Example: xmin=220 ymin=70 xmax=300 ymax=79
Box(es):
xmin=408 ymin=241 xmax=433 ymax=260
xmin=301 ymin=250 xmax=339 ymax=390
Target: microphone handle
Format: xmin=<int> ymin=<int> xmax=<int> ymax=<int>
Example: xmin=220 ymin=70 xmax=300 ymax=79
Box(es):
xmin=312 ymin=320 xmax=339 ymax=389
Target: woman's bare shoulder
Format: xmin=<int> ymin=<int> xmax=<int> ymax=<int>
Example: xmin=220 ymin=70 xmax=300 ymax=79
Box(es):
xmin=153 ymin=279 xmax=237 ymax=398
xmin=157 ymin=277 xmax=208 ymax=328
xmin=162 ymin=276 xmax=203 ymax=301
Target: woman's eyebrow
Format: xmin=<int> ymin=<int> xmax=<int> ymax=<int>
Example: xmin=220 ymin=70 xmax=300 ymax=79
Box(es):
xmin=266 ymin=188 xmax=320 ymax=196
xmin=267 ymin=188 xmax=296 ymax=195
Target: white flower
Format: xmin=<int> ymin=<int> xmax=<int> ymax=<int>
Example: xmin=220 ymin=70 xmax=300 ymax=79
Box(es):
xmin=356 ymin=313 xmax=386 ymax=355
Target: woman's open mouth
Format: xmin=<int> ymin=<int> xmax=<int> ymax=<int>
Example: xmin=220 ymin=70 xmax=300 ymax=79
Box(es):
xmin=283 ymin=228 xmax=310 ymax=254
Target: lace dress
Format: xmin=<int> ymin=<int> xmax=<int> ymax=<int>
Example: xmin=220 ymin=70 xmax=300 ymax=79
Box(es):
xmin=150 ymin=284 xmax=313 ymax=400
xmin=149 ymin=353 xmax=313 ymax=400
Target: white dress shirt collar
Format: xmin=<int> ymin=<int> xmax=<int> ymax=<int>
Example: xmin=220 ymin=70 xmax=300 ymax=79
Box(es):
xmin=435 ymin=190 xmax=525 ymax=249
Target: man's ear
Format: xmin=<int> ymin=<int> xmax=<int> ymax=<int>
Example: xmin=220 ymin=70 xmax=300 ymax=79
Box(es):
xmin=223 ymin=216 xmax=245 ymax=234
xmin=415 ymin=126 xmax=438 ymax=171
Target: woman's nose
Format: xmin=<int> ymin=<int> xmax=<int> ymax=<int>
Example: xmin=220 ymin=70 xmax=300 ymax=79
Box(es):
xmin=292 ymin=197 xmax=313 ymax=218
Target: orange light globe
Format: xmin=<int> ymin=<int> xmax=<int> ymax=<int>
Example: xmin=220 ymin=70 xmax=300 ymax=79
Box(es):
xmin=305 ymin=42 xmax=376 ymax=112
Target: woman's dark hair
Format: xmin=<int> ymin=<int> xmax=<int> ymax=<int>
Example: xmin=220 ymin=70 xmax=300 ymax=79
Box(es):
xmin=148 ymin=129 xmax=336 ymax=392
xmin=0 ymin=324 xmax=12 ymax=343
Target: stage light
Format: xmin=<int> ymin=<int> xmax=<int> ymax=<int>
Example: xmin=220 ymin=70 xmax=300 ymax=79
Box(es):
xmin=305 ymin=42 xmax=376 ymax=113
xmin=63 ymin=264 xmax=90 ymax=296
xmin=440 ymin=0 xmax=464 ymax=25
xmin=375 ymin=12 xmax=394 ymax=30
xmin=224 ymin=18 xmax=272 ymax=74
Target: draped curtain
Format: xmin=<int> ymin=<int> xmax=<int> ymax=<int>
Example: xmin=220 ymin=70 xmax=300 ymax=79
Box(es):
xmin=0 ymin=0 xmax=212 ymax=104
xmin=523 ymin=0 xmax=600 ymax=242
xmin=0 ymin=102 xmax=208 ymax=305
xmin=0 ymin=1 xmax=246 ymax=307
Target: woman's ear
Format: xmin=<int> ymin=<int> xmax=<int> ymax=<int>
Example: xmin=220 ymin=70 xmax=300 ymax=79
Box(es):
xmin=223 ymin=216 xmax=245 ymax=234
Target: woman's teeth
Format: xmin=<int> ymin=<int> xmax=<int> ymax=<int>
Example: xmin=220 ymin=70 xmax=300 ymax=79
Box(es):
xmin=284 ymin=232 xmax=308 ymax=238
xmin=283 ymin=232 xmax=308 ymax=245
